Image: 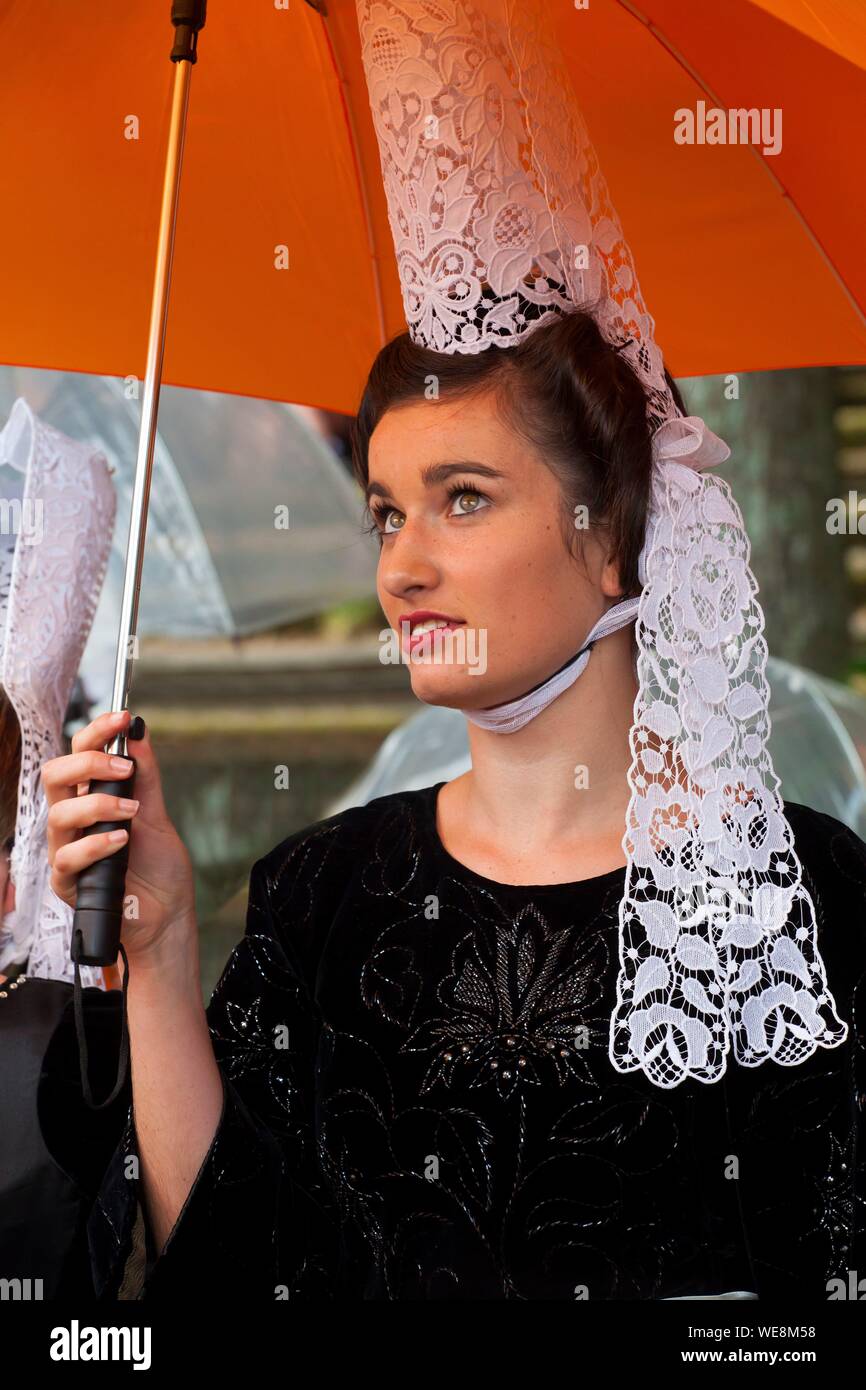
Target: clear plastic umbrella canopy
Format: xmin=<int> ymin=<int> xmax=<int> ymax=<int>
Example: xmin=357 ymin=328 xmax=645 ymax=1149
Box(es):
xmin=0 ymin=367 xmax=376 ymax=703
xmin=329 ymin=657 xmax=866 ymax=840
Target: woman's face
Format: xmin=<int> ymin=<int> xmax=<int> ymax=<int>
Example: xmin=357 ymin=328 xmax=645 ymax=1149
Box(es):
xmin=369 ymin=386 xmax=621 ymax=709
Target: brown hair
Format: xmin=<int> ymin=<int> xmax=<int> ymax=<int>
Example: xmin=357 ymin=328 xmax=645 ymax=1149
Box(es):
xmin=0 ymin=686 xmax=21 ymax=850
xmin=350 ymin=306 xmax=687 ymax=599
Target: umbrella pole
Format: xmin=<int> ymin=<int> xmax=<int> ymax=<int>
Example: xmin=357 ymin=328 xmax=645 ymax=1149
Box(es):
xmin=71 ymin=2 xmax=208 ymax=968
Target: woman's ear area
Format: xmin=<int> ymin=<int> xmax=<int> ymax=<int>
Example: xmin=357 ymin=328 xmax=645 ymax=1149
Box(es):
xmin=600 ymin=548 xmax=628 ymax=601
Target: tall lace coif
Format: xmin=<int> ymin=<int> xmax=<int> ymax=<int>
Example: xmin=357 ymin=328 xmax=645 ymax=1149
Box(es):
xmin=0 ymin=397 xmax=115 ymax=987
xmin=356 ymin=0 xmax=847 ymax=1087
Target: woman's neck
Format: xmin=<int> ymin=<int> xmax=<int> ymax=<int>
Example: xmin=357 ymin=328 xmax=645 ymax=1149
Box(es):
xmin=440 ymin=626 xmax=639 ymax=882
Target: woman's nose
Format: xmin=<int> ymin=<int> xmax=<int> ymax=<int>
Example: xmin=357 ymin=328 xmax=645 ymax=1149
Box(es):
xmin=378 ymin=523 xmax=440 ymax=600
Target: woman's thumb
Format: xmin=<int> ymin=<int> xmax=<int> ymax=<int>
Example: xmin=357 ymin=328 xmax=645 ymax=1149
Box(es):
xmin=124 ymin=716 xmax=168 ymax=814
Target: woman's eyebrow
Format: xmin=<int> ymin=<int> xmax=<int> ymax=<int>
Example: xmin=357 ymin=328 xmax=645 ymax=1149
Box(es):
xmin=364 ymin=460 xmax=506 ymax=506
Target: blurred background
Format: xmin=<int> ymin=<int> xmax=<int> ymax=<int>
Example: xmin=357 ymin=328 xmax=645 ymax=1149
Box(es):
xmin=2 ymin=364 xmax=865 ymax=991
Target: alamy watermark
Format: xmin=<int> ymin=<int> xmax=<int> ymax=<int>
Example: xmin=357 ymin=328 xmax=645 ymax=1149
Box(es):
xmin=49 ymin=1320 xmax=151 ymax=1369
xmin=674 ymin=101 xmax=782 ymax=157
xmin=379 ymin=623 xmax=488 ymax=675
xmin=0 ymin=496 xmax=43 ymax=546
xmin=827 ymin=492 xmax=866 ymax=533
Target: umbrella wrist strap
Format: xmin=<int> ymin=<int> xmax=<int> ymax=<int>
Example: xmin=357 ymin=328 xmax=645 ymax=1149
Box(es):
xmin=72 ymin=941 xmax=131 ymax=1110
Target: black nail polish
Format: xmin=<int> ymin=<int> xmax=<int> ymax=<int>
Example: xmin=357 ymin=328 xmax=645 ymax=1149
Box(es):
xmin=128 ymin=715 xmax=146 ymax=741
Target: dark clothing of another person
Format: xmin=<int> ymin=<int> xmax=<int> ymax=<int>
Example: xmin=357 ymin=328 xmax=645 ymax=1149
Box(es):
xmin=0 ymin=974 xmax=128 ymax=1298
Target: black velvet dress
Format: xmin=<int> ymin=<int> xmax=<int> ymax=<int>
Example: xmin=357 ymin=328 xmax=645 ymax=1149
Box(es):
xmin=87 ymin=785 xmax=866 ymax=1301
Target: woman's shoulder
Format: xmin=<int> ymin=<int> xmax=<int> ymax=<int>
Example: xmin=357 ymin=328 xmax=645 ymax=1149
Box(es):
xmin=782 ymin=798 xmax=866 ymax=986
xmin=234 ymin=786 xmax=440 ymax=985
xmin=782 ymin=798 xmax=866 ymax=882
xmin=252 ymin=783 xmax=439 ymax=911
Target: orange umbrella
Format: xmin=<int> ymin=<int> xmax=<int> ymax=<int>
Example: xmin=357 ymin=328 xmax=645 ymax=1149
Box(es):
xmin=2 ymin=0 xmax=864 ymax=414
xmin=1 ymin=0 xmax=864 ymax=966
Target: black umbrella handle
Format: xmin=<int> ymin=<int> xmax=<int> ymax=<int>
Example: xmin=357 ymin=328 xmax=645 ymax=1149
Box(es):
xmin=170 ymin=1 xmax=207 ymax=63
xmin=71 ymin=761 xmax=137 ymax=967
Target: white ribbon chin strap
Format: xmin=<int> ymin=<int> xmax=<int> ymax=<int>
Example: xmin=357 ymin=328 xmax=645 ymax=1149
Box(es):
xmin=461 ymin=595 xmax=640 ymax=735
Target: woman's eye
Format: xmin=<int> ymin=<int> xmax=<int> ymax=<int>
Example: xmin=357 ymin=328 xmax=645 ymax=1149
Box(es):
xmin=448 ymin=489 xmax=489 ymax=517
xmin=373 ymin=488 xmax=488 ymax=534
xmin=382 ymin=509 xmax=405 ymax=534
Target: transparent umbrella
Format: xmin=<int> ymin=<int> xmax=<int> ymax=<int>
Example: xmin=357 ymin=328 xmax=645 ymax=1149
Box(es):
xmin=0 ymin=367 xmax=376 ymax=710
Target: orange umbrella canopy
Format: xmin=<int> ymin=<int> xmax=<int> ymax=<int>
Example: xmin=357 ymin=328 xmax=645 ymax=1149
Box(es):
xmin=1 ymin=0 xmax=863 ymax=415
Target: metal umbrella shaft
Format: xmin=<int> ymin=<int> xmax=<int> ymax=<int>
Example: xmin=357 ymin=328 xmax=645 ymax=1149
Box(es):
xmin=72 ymin=3 xmax=207 ymax=967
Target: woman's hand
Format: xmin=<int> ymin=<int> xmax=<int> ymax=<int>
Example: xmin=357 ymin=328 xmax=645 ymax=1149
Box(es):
xmin=42 ymin=709 xmax=196 ymax=966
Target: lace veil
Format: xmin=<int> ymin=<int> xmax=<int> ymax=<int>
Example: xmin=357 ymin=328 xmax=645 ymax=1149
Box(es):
xmin=356 ymin=0 xmax=848 ymax=1087
xmin=0 ymin=397 xmax=115 ymax=987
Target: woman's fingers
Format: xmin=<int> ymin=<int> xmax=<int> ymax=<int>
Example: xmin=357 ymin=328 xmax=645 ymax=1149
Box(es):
xmin=42 ymin=712 xmax=138 ymax=901
xmin=70 ymin=708 xmax=130 ymax=756
xmin=42 ymin=747 xmax=135 ymax=807
xmin=49 ymin=791 xmax=140 ymax=833
xmin=120 ymin=717 xmax=170 ymax=821
xmin=41 ymin=708 xmax=188 ymax=920
xmin=58 ymin=707 xmax=171 ymax=821
xmin=69 ymin=708 xmax=133 ymax=796
xmin=51 ymin=827 xmax=130 ymax=900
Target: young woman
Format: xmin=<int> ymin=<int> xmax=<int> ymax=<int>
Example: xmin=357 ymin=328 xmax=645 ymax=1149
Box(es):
xmin=42 ymin=310 xmax=866 ymax=1300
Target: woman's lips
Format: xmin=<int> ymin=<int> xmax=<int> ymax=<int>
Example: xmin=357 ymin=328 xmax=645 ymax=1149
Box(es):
xmin=398 ymin=612 xmax=466 ymax=654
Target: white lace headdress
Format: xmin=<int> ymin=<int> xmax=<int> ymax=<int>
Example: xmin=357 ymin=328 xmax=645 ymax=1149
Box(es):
xmin=0 ymin=397 xmax=115 ymax=987
xmin=356 ymin=0 xmax=848 ymax=1087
